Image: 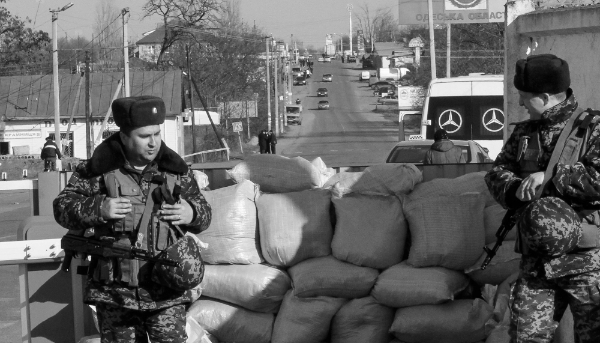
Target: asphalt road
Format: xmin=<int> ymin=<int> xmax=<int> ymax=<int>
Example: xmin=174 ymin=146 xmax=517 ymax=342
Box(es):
xmin=278 ymin=59 xmax=399 ymax=167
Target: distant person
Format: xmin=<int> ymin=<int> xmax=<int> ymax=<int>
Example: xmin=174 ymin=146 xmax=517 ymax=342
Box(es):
xmin=41 ymin=135 xmax=62 ymax=172
xmin=423 ymin=129 xmax=466 ymax=164
xmin=267 ymin=130 xmax=277 ymax=154
xmin=258 ymin=129 xmax=268 ymax=154
xmin=341 ymin=55 xmax=345 ymax=63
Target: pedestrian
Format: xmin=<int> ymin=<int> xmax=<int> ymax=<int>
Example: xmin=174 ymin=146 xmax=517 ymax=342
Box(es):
xmin=341 ymin=55 xmax=345 ymax=63
xmin=41 ymin=135 xmax=63 ymax=172
xmin=267 ymin=130 xmax=277 ymax=154
xmin=422 ymin=129 xmax=466 ymax=164
xmin=53 ymin=95 xmax=212 ymax=343
xmin=485 ymin=54 xmax=600 ymax=343
xmin=258 ymin=129 xmax=268 ymax=153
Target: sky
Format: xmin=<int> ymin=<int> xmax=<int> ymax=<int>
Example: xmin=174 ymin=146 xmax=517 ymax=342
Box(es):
xmin=3 ymin=0 xmax=397 ymax=48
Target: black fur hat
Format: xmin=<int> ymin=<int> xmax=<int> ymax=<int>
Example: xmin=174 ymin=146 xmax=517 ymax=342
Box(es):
xmin=514 ymin=54 xmax=570 ymax=94
xmin=112 ymin=96 xmax=166 ymax=128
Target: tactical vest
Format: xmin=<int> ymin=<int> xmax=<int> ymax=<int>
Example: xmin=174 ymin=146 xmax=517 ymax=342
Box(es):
xmin=90 ymin=168 xmax=179 ymax=287
xmin=515 ymin=109 xmax=600 ymax=254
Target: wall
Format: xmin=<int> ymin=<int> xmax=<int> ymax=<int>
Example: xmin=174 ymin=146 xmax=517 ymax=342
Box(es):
xmin=505 ymin=2 xmax=600 ymax=138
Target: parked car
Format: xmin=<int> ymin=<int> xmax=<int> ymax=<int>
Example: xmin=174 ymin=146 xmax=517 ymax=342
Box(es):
xmin=322 ymin=74 xmax=333 ymax=82
xmin=375 ymin=87 xmax=395 ymax=97
xmin=324 ymin=57 xmax=332 ymax=63
xmin=294 ymin=76 xmax=307 ymax=86
xmin=347 ymin=55 xmax=356 ymax=63
xmin=377 ymin=95 xmax=398 ymax=104
xmin=317 ymin=88 xmax=328 ymax=97
xmin=371 ymin=81 xmax=393 ymax=90
xmin=359 ymin=71 xmax=371 ymax=81
xmin=318 ymin=57 xmax=324 ymax=62
xmin=385 ymin=140 xmax=493 ymax=164
xmin=318 ymin=100 xmax=330 ymax=110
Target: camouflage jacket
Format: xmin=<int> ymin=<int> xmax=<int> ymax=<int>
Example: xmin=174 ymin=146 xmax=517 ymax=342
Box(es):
xmin=53 ymin=133 xmax=211 ymax=310
xmin=485 ymin=90 xmax=600 ymax=278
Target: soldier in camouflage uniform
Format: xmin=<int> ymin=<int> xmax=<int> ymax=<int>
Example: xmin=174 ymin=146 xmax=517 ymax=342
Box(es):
xmin=485 ymin=54 xmax=600 ymax=343
xmin=53 ymin=96 xmax=211 ymax=343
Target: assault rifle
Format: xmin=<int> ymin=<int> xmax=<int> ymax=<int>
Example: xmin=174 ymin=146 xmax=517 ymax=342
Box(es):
xmin=60 ymin=234 xmax=180 ymax=272
xmin=481 ymin=209 xmax=518 ymax=270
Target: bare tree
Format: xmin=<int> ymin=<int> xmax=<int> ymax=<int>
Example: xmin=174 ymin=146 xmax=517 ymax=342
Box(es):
xmin=355 ymin=3 xmax=398 ymax=51
xmin=142 ymin=0 xmax=221 ymax=65
xmin=93 ymin=0 xmax=121 ymax=63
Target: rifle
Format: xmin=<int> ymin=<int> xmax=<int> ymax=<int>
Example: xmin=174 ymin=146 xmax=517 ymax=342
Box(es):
xmin=481 ymin=209 xmax=518 ymax=270
xmin=60 ymin=234 xmax=180 ymax=272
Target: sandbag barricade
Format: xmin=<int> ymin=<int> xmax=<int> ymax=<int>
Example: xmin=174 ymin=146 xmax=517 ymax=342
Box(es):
xmin=465 ymin=241 xmax=521 ymax=286
xmin=257 ymin=189 xmax=333 ymax=267
xmin=201 ymin=264 xmax=291 ymax=313
xmin=185 ymin=165 xmax=523 ymax=343
xmin=198 ymin=180 xmax=262 ymax=264
xmin=331 ymin=193 xmax=408 ymax=269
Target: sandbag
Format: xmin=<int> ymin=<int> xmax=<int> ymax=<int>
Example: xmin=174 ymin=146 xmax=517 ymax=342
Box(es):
xmin=199 ymin=180 xmax=262 ymax=264
xmin=288 ymin=255 xmax=379 ymax=298
xmin=404 ymin=192 xmax=485 ymax=270
xmin=323 ymin=164 xmax=421 ymax=197
xmin=311 ymin=157 xmax=336 ymax=187
xmin=201 ymin=264 xmax=292 ymax=313
xmin=257 ymin=189 xmax=333 ymax=267
xmin=271 ymin=290 xmax=347 ymax=343
xmin=187 ymin=297 xmax=273 ymax=343
xmin=465 ymin=241 xmax=521 ymax=286
xmin=372 ymin=262 xmax=470 ymax=308
xmin=186 ymin=316 xmax=217 ymax=343
xmin=408 ymin=171 xmax=497 ymax=207
xmin=331 ymin=193 xmax=407 ymax=269
xmin=390 ymin=298 xmax=494 ymax=343
xmin=330 ymin=296 xmax=394 ymax=343
xmin=228 ymin=154 xmax=321 ymax=193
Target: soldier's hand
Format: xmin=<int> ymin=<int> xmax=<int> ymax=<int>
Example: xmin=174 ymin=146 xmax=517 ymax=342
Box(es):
xmin=101 ymin=197 xmax=132 ymax=220
xmin=516 ymin=171 xmax=545 ymax=201
xmin=159 ymin=200 xmax=194 ymax=225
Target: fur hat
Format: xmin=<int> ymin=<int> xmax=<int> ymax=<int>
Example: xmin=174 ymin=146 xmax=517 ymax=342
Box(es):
xmin=434 ymin=129 xmax=449 ymax=141
xmin=514 ymin=54 xmax=570 ymax=94
xmin=112 ymin=96 xmax=166 ymax=129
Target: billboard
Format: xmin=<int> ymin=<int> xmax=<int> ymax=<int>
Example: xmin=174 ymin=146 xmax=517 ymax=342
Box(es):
xmin=398 ymin=0 xmax=505 ymax=25
xmin=357 ymin=30 xmax=364 ymax=51
xmin=325 ymin=34 xmax=333 ymax=46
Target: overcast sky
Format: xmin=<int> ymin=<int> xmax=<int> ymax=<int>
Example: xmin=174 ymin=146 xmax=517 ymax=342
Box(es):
xmin=4 ymin=0 xmax=397 ymax=48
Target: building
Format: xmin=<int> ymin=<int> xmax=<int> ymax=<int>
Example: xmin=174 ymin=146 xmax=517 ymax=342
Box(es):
xmin=0 ymin=70 xmax=185 ymax=159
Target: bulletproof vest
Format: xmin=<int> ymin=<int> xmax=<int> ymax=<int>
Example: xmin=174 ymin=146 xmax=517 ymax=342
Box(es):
xmin=91 ymin=168 xmax=179 ymax=287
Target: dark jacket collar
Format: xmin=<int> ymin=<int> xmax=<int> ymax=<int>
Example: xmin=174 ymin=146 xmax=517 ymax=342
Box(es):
xmin=431 ymin=139 xmax=455 ymax=152
xmin=85 ymin=132 xmax=188 ymax=177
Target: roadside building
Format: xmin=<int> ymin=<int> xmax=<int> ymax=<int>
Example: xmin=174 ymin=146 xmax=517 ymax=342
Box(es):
xmin=0 ymin=70 xmax=185 ymax=159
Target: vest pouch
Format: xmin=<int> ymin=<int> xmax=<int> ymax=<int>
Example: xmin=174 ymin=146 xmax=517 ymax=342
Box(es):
xmin=113 ymin=187 xmax=145 ymax=233
xmin=577 ymin=222 xmax=600 ymax=249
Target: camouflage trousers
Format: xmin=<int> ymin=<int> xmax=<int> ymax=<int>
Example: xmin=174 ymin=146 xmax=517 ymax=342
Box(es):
xmin=96 ymin=303 xmax=187 ymax=343
xmin=510 ymin=270 xmax=600 ymax=343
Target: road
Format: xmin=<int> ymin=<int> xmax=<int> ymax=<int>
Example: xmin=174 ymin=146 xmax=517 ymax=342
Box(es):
xmin=278 ymin=59 xmax=399 ymax=167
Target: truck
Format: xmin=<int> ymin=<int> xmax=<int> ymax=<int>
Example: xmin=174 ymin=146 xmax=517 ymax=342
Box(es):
xmin=324 ymin=44 xmax=335 ymax=57
xmin=285 ymin=105 xmax=302 ymax=125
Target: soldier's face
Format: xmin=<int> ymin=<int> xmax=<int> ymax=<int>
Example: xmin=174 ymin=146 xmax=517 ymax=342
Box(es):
xmin=518 ymin=91 xmax=546 ymax=119
xmin=120 ymin=125 xmax=162 ymax=167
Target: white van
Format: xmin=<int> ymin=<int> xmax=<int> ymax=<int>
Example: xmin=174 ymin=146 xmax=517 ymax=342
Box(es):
xmin=418 ymin=74 xmax=504 ymax=160
xmin=359 ymin=71 xmax=370 ymax=81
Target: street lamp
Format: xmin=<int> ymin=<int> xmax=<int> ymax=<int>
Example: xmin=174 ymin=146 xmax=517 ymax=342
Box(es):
xmin=50 ymin=2 xmax=74 ymax=165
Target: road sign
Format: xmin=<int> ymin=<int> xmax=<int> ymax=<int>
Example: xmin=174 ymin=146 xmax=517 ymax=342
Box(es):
xmin=398 ymin=0 xmax=505 ymax=25
xmin=232 ymin=122 xmax=243 ymax=132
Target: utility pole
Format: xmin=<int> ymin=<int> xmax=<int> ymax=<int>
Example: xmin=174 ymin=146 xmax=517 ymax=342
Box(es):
xmin=446 ymin=24 xmax=451 ymax=78
xmin=265 ymin=37 xmax=271 ymax=131
xmin=85 ymin=51 xmax=92 ymax=159
xmin=273 ymin=38 xmax=279 ymax=136
xmin=50 ymin=2 xmax=74 ymax=167
xmin=427 ymin=0 xmax=437 ymax=79
xmin=122 ymin=8 xmax=130 ymax=96
xmin=348 ymin=4 xmax=353 ymax=54
xmin=186 ymin=44 xmax=197 ymax=161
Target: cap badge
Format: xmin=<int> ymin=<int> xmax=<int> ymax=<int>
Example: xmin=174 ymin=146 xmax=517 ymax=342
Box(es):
xmin=152 ymin=107 xmax=157 ymax=114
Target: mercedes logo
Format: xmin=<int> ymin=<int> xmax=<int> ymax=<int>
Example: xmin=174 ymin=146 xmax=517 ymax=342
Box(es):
xmin=438 ymin=109 xmax=462 ymax=133
xmin=448 ymin=0 xmax=483 ymax=8
xmin=481 ymin=108 xmax=504 ymax=133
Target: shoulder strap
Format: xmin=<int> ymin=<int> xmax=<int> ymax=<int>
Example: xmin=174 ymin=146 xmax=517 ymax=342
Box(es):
xmin=535 ymin=108 xmax=587 ymax=199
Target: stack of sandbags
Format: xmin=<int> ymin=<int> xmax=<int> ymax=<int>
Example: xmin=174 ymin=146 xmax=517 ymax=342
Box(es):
xmin=227 ymin=154 xmax=322 ymax=193
xmin=407 ymin=171 xmax=497 ymax=207
xmin=310 ymin=157 xmax=336 ymax=187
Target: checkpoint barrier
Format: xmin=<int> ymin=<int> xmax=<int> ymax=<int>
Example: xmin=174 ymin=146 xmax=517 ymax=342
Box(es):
xmin=0 ymin=162 xmax=496 ymax=342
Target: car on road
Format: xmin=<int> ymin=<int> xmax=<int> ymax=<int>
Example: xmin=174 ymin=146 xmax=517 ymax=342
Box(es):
xmin=347 ymin=55 xmax=356 ymax=63
xmin=324 ymin=57 xmax=332 ymax=63
xmin=377 ymin=95 xmax=398 ymax=104
xmin=318 ymin=57 xmax=324 ymax=62
xmin=317 ymin=87 xmax=328 ymax=97
xmin=322 ymin=74 xmax=333 ymax=82
xmin=359 ymin=71 xmax=370 ymax=81
xmin=318 ymin=100 xmax=330 ymax=110
xmin=294 ymin=76 xmax=307 ymax=86
xmin=385 ymin=139 xmax=493 ymax=164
